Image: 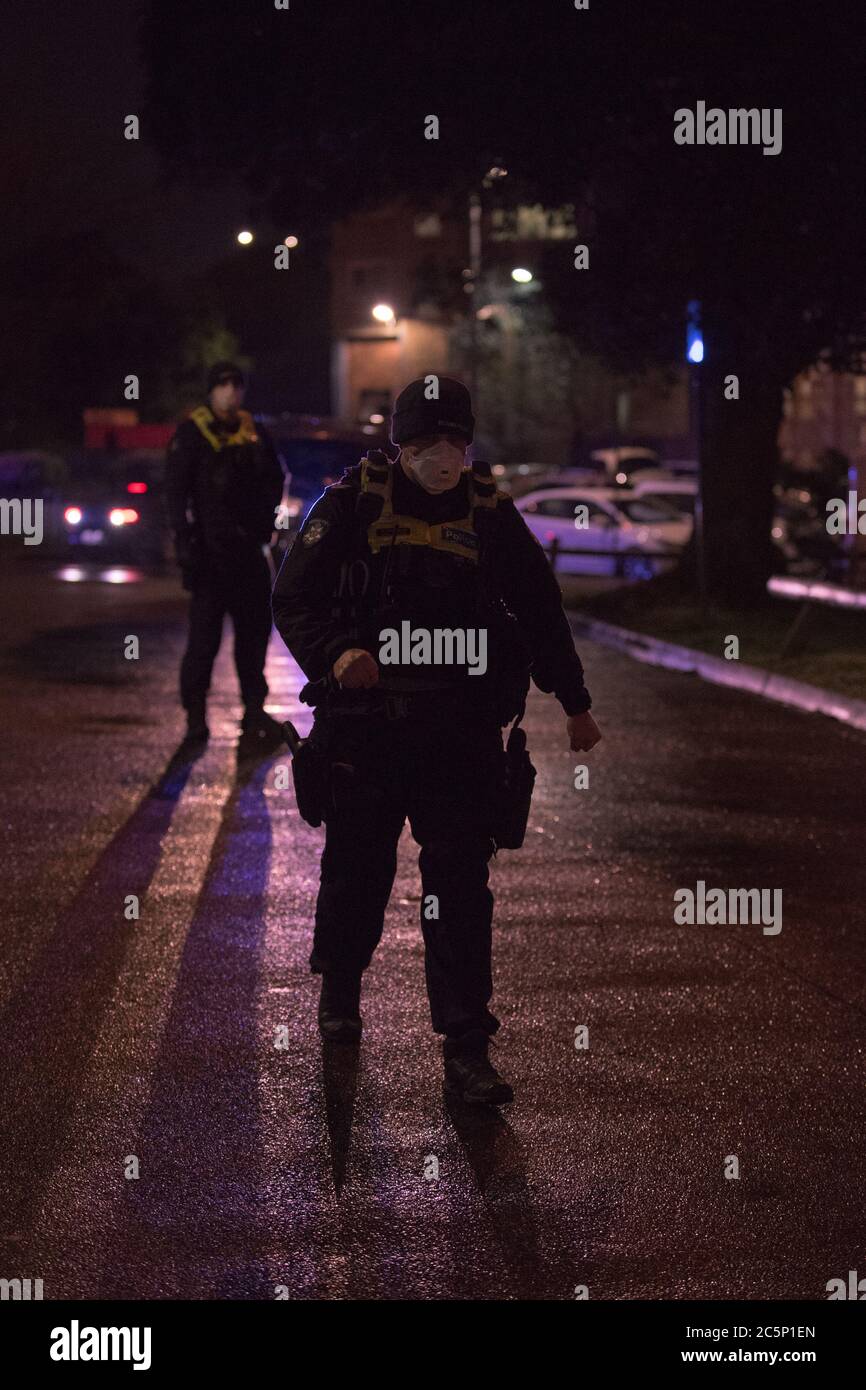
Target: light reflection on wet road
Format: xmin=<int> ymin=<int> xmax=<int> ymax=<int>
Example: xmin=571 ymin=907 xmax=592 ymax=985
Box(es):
xmin=1 ymin=561 xmax=864 ymax=1299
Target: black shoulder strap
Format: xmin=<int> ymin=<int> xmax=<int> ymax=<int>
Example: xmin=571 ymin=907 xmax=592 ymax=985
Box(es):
xmin=470 ymin=459 xmax=503 ymax=569
xmin=355 ymin=449 xmax=391 ymax=529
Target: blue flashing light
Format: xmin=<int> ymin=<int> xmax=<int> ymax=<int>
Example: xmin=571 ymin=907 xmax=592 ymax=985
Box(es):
xmin=686 ymin=298 xmax=703 ymax=364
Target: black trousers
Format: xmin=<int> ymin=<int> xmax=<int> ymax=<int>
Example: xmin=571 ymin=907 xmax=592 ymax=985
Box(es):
xmin=180 ymin=555 xmax=272 ymax=712
xmin=309 ymin=701 xmax=505 ymax=1038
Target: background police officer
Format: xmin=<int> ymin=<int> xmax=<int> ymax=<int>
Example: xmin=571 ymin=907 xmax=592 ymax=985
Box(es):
xmin=166 ymin=361 xmax=285 ymax=749
xmin=272 ymin=377 xmax=601 ymax=1104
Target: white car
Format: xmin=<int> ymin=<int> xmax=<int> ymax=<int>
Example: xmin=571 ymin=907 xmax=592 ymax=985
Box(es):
xmin=490 ymin=461 xmax=553 ymax=497
xmin=589 ymin=446 xmax=667 ymax=486
xmin=630 ymin=477 xmax=698 ymax=518
xmin=516 ymin=486 xmax=692 ymax=578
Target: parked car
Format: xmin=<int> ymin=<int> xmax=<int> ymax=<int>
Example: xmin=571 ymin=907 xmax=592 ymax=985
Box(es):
xmin=516 ymin=486 xmax=692 ymax=578
xmin=57 ymin=452 xmax=167 ymax=565
xmin=524 ymin=465 xmax=607 ymax=492
xmin=588 ymin=446 xmax=667 ymax=486
xmin=663 ymin=458 xmax=699 ymax=479
xmin=630 ymin=477 xmax=698 ymax=516
xmin=770 ymin=490 xmax=847 ymax=577
xmin=528 ymin=456 xmax=676 ymax=494
xmin=490 ymin=461 xmax=554 ymax=496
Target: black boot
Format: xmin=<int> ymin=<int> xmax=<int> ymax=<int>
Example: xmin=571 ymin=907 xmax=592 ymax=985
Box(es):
xmin=183 ymin=703 xmax=209 ymax=745
xmin=318 ymin=971 xmax=363 ymax=1044
xmin=240 ymin=708 xmax=284 ymax=750
xmin=443 ymin=1029 xmax=514 ymax=1106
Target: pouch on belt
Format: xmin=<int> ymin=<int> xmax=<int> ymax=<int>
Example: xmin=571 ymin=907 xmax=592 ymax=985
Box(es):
xmin=282 ymin=720 xmax=328 ymax=828
xmin=492 ymin=716 xmax=536 ymax=850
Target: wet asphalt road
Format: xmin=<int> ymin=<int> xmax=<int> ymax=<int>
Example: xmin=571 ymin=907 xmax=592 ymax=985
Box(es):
xmin=1 ymin=554 xmax=865 ymax=1301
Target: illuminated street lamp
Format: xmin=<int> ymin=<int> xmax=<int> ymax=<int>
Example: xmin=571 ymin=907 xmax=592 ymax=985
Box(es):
xmin=371 ymin=303 xmax=396 ymax=324
xmin=511 ymin=267 xmax=533 ymax=284
xmin=237 ymin=230 xmax=254 ymax=245
xmin=284 ymin=235 xmax=299 ymax=248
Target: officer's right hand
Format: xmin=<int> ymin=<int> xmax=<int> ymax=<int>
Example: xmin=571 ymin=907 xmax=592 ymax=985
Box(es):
xmin=333 ymin=648 xmax=380 ymax=689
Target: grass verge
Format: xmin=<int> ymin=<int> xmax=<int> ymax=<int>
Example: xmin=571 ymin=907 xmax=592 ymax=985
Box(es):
xmin=575 ymin=576 xmax=866 ymax=704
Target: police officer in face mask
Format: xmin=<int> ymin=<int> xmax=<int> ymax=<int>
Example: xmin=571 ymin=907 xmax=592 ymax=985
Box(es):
xmin=166 ymin=361 xmax=285 ymax=749
xmin=272 ymin=376 xmax=601 ymax=1105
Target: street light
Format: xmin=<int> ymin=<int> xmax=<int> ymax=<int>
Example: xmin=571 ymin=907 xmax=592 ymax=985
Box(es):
xmin=284 ymin=235 xmax=299 ymax=249
xmin=237 ymin=230 xmax=254 ymax=245
xmin=371 ymin=303 xmax=396 ymax=324
xmin=511 ymin=267 xmax=533 ymax=284
xmin=482 ymin=165 xmax=508 ymax=189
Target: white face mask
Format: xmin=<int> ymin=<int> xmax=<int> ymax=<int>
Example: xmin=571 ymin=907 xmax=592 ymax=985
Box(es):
xmin=404 ymin=441 xmax=465 ymax=493
xmin=210 ymin=383 xmax=244 ymax=416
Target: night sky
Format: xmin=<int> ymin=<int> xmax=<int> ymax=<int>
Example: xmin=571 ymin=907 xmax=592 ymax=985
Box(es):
xmin=2 ymin=0 xmax=249 ymax=281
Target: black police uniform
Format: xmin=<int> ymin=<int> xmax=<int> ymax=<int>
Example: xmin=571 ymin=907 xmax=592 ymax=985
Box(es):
xmin=271 ymin=450 xmax=592 ymax=1040
xmin=166 ymin=405 xmax=285 ymax=722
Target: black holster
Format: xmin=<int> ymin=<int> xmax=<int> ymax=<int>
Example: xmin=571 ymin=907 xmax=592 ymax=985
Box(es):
xmin=282 ymin=720 xmax=329 ymax=828
xmin=492 ymin=717 xmax=536 ymax=850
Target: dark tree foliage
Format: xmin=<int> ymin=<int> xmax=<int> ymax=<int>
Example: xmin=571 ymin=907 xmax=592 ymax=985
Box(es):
xmin=141 ymin=0 xmax=866 ymax=603
xmin=0 ymin=231 xmax=164 ymax=448
xmin=0 ymin=229 xmax=245 ymax=449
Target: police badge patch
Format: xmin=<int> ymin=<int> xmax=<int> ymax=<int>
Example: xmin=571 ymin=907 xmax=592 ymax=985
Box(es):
xmin=302 ymin=519 xmax=330 ymax=546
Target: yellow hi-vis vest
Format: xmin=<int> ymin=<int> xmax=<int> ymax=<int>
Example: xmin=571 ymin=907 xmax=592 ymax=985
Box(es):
xmin=359 ymin=454 xmax=501 ymax=561
xmin=190 ymin=405 xmax=260 ymax=451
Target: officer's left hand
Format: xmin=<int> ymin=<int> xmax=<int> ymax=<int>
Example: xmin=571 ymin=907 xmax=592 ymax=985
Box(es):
xmin=567 ymin=711 xmax=602 ymax=751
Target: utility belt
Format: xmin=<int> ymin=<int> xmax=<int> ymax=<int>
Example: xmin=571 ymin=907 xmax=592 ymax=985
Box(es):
xmin=300 ymin=674 xmax=492 ymax=723
xmin=283 ymin=677 xmax=536 ymax=850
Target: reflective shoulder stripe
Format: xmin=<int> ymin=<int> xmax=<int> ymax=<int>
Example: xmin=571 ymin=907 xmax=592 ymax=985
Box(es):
xmin=363 ymin=460 xmax=486 ymax=560
xmin=190 ymin=405 xmax=221 ymax=450
xmin=190 ymin=405 xmax=259 ymax=450
xmin=236 ymin=409 xmax=259 ymax=442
